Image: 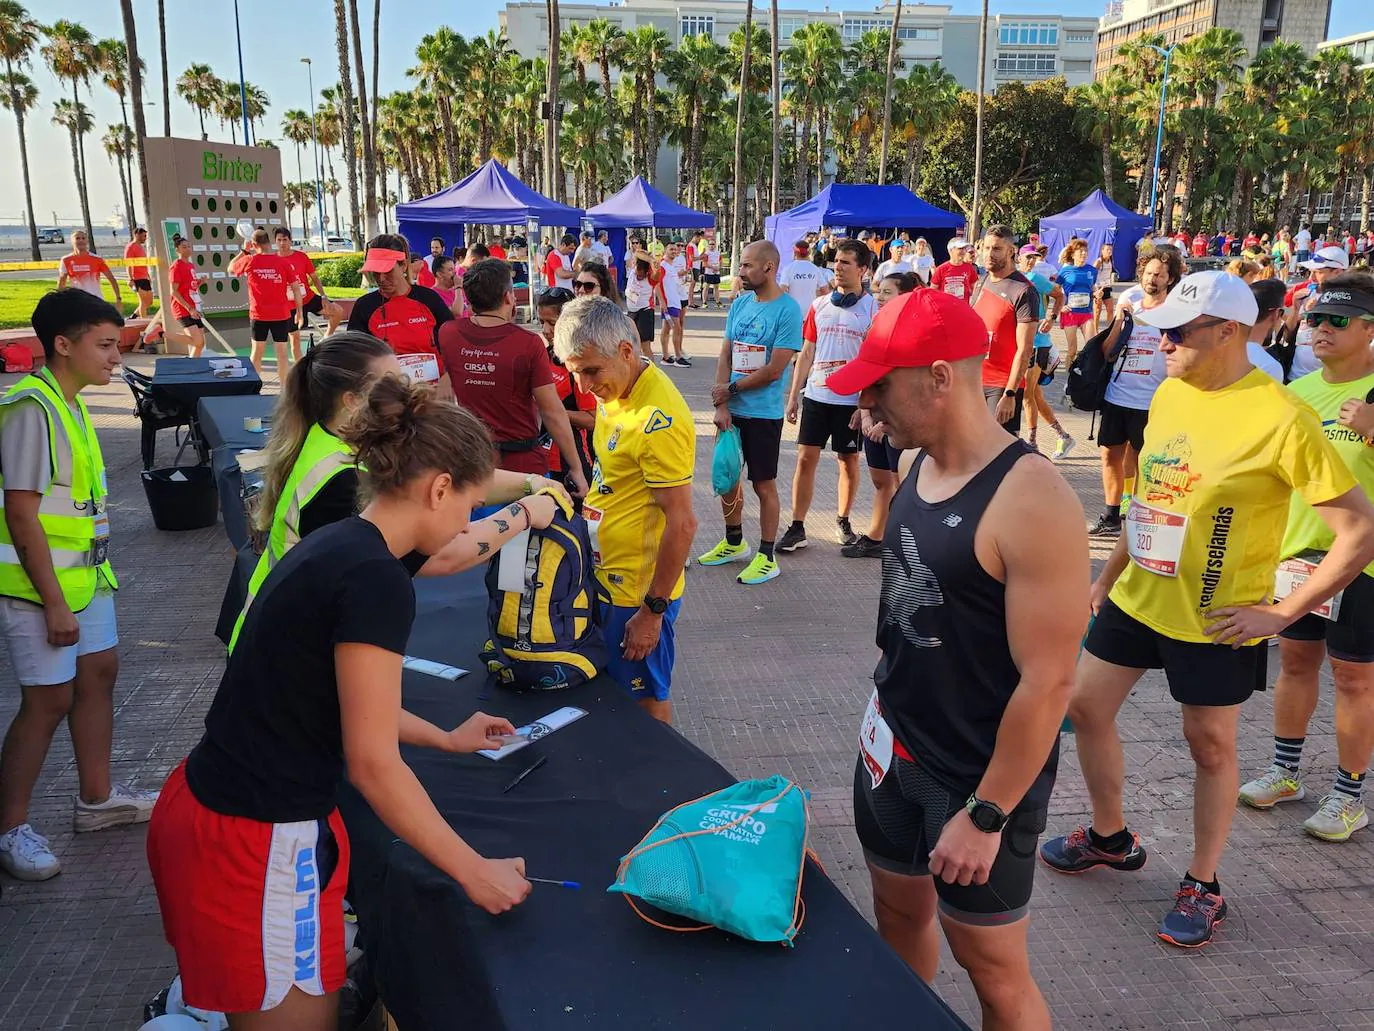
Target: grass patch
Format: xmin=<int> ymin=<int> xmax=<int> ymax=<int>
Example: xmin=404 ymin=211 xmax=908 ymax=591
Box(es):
xmin=0 ymin=280 xmax=368 ymax=330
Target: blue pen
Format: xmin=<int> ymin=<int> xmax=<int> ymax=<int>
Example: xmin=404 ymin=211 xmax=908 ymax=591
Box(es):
xmin=527 ymin=876 xmax=580 ymax=889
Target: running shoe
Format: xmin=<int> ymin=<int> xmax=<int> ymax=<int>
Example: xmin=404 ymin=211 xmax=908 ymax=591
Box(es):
xmin=1303 ymin=793 xmax=1368 ymax=842
xmin=778 ymin=524 xmax=808 ymax=553
xmin=1039 ymin=824 xmax=1148 ymax=874
xmin=1157 ymin=880 xmax=1227 ymax=948
xmin=838 ymin=517 xmax=859 ymax=547
xmin=841 ymin=534 xmax=884 ymax=559
xmin=74 ymin=782 xmax=159 ymax=833
xmin=675 ymin=355 xmax=693 ymax=367
xmin=696 ymin=539 xmax=752 ymax=566
xmin=0 ymin=823 xmax=60 ymax=881
xmin=1238 ymin=765 xmax=1306 ymax=810
xmin=1087 ymin=514 xmax=1122 ymax=537
xmin=737 ymin=554 xmax=780 ymax=585
xmin=1052 ymin=434 xmax=1078 ymax=462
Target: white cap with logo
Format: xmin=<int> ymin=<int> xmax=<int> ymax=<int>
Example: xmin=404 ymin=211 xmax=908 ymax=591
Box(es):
xmin=1299 ymin=245 xmax=1350 ymax=271
xmin=1134 ymin=271 xmax=1260 ymax=330
xmin=948 ymin=237 xmax=969 ymax=252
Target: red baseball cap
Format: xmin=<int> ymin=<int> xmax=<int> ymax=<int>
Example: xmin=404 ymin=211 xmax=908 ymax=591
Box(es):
xmin=360 ymin=247 xmax=407 ymax=273
xmin=825 ymin=289 xmax=990 ymax=396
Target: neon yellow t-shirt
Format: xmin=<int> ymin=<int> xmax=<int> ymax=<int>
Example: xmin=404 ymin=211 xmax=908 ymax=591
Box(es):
xmin=587 ymin=363 xmax=695 ymax=607
xmin=1112 ymin=369 xmax=1354 ymax=642
xmin=1281 ymin=367 xmax=1374 ymax=576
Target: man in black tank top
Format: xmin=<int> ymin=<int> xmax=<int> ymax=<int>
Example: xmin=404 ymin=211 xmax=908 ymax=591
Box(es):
xmin=827 ymin=290 xmax=1090 ymax=1029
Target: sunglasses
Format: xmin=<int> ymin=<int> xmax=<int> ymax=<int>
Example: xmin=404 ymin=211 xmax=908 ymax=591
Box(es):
xmin=538 ymin=287 xmax=573 ymax=303
xmin=1162 ymin=317 xmax=1228 ymax=344
xmin=1304 ymin=312 xmax=1374 ymax=329
xmin=573 ymin=280 xmax=599 ymax=292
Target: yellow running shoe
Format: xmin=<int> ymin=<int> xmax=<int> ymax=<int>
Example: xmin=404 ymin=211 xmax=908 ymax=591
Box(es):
xmin=737 ymin=553 xmax=780 ymax=585
xmin=696 ymin=539 xmax=751 ymax=566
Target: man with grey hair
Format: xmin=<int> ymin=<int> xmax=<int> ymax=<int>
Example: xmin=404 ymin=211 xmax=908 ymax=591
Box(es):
xmin=553 ymin=297 xmax=698 ymax=723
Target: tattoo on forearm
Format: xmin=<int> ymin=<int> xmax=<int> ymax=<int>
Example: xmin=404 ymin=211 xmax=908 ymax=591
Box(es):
xmin=494 ymin=519 xmax=509 ymax=532
xmin=477 ymin=542 xmax=490 ymax=556
xmin=507 ymin=504 xmax=523 ymax=516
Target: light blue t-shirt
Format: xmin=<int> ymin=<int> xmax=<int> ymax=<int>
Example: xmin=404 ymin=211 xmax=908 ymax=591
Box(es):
xmin=1058 ymin=264 xmax=1097 ymax=313
xmin=1028 ymin=272 xmax=1053 ymax=350
xmin=724 ymin=292 xmax=803 ymax=420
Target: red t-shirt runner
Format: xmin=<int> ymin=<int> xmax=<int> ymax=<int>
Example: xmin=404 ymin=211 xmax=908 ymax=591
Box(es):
xmin=169 ymin=258 xmax=203 ymax=320
xmin=438 ymin=317 xmax=554 ymax=475
xmin=543 ymin=250 xmax=569 ymax=288
xmin=1191 ymin=235 xmax=1208 ymax=257
xmin=971 ymin=271 xmax=1039 ymax=390
xmin=284 ymin=250 xmax=318 ymax=302
xmin=930 ymin=261 xmax=979 ymax=304
xmin=346 ymin=285 xmax=454 ymax=384
xmin=546 ymin=359 xmax=597 ymax=474
xmin=228 ymin=252 xmax=300 ymax=322
xmin=61 ymin=253 xmax=112 ymax=297
xmin=124 ymin=241 xmax=149 ymax=280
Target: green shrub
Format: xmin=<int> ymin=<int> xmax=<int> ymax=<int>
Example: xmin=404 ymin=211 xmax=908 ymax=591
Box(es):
xmin=317 ymin=254 xmax=363 ymax=289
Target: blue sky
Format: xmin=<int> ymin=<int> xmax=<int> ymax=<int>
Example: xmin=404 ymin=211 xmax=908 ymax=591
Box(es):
xmin=2 ymin=0 xmax=1365 ymax=227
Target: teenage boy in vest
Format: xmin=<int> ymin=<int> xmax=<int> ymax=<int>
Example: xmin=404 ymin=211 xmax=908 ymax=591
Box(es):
xmin=0 ymin=289 xmax=157 ymax=881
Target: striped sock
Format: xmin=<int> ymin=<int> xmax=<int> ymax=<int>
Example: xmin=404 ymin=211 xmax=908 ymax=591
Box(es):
xmin=1334 ymin=767 xmax=1365 ymax=802
xmin=1274 ymin=736 xmax=1304 ymax=772
xmin=1048 ymin=418 xmax=1066 ymax=434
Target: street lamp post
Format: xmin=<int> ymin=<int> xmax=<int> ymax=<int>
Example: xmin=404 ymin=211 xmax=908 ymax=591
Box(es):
xmin=1147 ymin=43 xmax=1177 ymax=230
xmin=302 ymin=57 xmax=325 ymax=249
xmin=232 ymin=0 xmax=252 ymax=145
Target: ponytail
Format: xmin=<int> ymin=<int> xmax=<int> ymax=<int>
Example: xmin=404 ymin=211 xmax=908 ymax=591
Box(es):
xmin=254 ymin=332 xmax=393 ymax=532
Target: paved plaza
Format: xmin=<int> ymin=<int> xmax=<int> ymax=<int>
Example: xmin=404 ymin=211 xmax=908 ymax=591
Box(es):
xmin=1 ymin=311 xmax=1371 ymax=1030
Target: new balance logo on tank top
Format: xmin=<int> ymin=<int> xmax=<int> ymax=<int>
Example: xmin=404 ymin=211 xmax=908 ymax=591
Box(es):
xmin=874 ymin=439 xmax=1058 ymax=806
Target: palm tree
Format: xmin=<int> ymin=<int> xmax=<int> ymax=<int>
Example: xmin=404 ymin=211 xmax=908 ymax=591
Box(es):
xmin=176 ymin=62 xmax=218 ymax=139
xmin=665 ymin=32 xmax=728 ymax=208
xmin=244 ymin=82 xmax=269 ymax=142
xmin=466 ymin=31 xmax=514 ymax=164
xmin=157 ymin=0 xmax=169 ymax=135
xmin=1116 ymin=34 xmax=1166 ymax=213
xmin=620 ymin=25 xmax=670 ymax=183
xmin=411 ymin=27 xmax=465 ymax=180
xmin=545 ymin=0 xmax=561 ymax=200
xmin=333 ymin=1 xmax=360 ymax=242
xmin=42 ymin=19 xmax=98 ymax=245
xmin=120 ymin=0 xmax=153 ymax=282
xmin=102 ymin=123 xmax=134 ymax=232
xmin=95 ymin=39 xmax=139 ymax=223
xmin=781 ymin=23 xmax=842 ymax=197
xmin=877 ymin=0 xmax=903 ymax=183
xmin=216 ymin=79 xmax=244 ymax=143
xmin=583 ymin=17 xmax=623 ymax=112
xmin=324 ymin=176 xmax=341 ymax=234
xmin=894 ymin=61 xmax=959 ymax=193
xmin=1071 ymin=69 xmax=1130 ymax=197
xmin=347 ymin=0 xmax=378 ymax=236
xmin=730 ymin=0 xmax=755 ymax=269
xmin=0 ymin=0 xmax=41 ymax=259
xmin=53 ymin=98 xmax=93 ymax=245
xmin=281 ymin=108 xmax=313 ymax=189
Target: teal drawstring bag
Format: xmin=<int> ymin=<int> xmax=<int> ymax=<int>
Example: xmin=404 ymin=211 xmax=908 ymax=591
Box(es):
xmin=608 ymin=775 xmax=812 ymax=946
xmin=711 ymin=427 xmax=743 ymax=496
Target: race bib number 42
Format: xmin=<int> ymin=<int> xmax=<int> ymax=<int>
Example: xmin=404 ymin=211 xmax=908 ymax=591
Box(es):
xmin=396 ymin=352 xmax=441 ymax=384
xmin=1126 ymin=500 xmax=1187 ymax=577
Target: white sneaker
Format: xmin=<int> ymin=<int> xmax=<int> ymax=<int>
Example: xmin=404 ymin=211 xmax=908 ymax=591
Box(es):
xmin=1052 ymin=434 xmax=1078 ymax=462
xmin=73 ymin=782 xmax=159 ymax=833
xmin=0 ymin=823 xmax=61 ymax=880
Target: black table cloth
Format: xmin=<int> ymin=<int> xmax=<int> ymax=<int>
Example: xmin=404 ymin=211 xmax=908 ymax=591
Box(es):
xmin=340 ymin=573 xmax=968 ymax=1031
xmin=152 ymin=356 xmax=261 ymax=410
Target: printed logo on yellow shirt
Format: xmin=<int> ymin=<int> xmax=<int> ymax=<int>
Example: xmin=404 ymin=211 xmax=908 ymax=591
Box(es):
xmin=606 ymin=427 xmax=621 ymax=452
xmin=1140 ymin=434 xmax=1201 ymax=504
xmin=644 ymin=409 xmax=672 ymax=434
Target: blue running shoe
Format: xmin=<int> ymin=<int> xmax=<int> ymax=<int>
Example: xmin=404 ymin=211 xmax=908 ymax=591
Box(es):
xmin=1158 ymin=880 xmax=1227 ymax=948
xmin=1039 ymin=824 xmax=1148 ymax=874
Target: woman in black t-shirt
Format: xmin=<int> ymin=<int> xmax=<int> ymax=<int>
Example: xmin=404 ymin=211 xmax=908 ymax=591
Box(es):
xmin=147 ymin=376 xmax=561 ymax=1029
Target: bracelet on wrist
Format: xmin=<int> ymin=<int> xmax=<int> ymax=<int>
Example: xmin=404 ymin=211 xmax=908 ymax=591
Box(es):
xmin=514 ymin=500 xmax=532 ymax=530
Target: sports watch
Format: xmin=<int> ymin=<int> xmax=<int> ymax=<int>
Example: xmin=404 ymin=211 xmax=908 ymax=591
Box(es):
xmin=728 ymin=381 xmax=740 ymax=396
xmin=965 ymin=795 xmax=1009 ymax=833
xmin=643 ymin=594 xmax=670 ymax=615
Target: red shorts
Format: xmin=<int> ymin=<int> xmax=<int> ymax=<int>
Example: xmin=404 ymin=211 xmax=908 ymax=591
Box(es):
xmin=1060 ymin=311 xmax=1094 ymax=329
xmin=146 ymin=763 xmax=350 ymax=1014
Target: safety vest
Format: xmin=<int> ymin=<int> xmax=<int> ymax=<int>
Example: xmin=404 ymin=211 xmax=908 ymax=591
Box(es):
xmin=228 ymin=422 xmax=354 ymax=652
xmin=0 ymin=367 xmax=117 ymax=611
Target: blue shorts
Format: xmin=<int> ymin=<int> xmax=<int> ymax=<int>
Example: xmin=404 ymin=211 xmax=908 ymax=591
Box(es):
xmin=663 ymin=307 xmax=682 ymax=322
xmin=600 ymin=598 xmax=681 ymax=701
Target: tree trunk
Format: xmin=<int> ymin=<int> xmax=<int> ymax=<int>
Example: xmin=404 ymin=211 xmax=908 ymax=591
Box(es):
xmin=1303 ymin=182 xmax=1318 ymax=229
xmin=7 ymin=63 xmax=40 ymax=261
xmin=1361 ymin=166 xmax=1372 ymax=235
xmin=349 ymin=0 xmax=379 ymax=237
xmin=334 ymin=1 xmax=362 ymax=244
xmin=730 ymin=0 xmax=753 ymax=273
xmin=1161 ymin=147 xmax=1181 ymax=234
xmin=770 ymin=0 xmax=780 ymax=212
xmin=378 ymin=147 xmax=388 ymax=233
xmin=877 ymin=0 xmax=902 ymax=184
xmin=72 ymin=84 xmax=95 ymax=252
xmin=114 ymin=150 xmax=130 ymax=234
xmin=795 ymin=113 xmax=812 ymax=199
xmin=1329 ymin=158 xmax=1351 ymax=230
xmin=157 ymin=0 xmax=171 ymax=136
xmin=439 ymin=96 xmax=459 ymax=180
xmin=1136 ymin=130 xmax=1156 ymax=215
xmin=371 ymin=0 xmax=381 ymax=156
xmin=1101 ymin=133 xmax=1114 ymax=197
xmin=645 ymin=76 xmax=658 ymax=186
xmin=815 ymin=110 xmax=826 ymax=191
xmin=197 ymin=104 xmax=206 ymax=141
xmin=121 ymin=0 xmax=155 ymax=303
xmin=688 ymin=98 xmax=705 ymax=210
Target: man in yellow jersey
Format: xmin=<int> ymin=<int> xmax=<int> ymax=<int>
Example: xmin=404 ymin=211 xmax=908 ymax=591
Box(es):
xmin=1041 ymin=271 xmax=1374 ymax=948
xmin=553 ymin=296 xmax=697 ymax=724
xmin=1239 ymin=273 xmax=1374 ymax=841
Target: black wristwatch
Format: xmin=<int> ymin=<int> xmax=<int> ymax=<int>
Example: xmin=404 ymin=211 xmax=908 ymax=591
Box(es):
xmin=1003 ymin=389 xmax=1017 ymax=398
xmin=643 ymin=594 xmax=670 ymax=615
xmin=965 ymin=795 xmax=1009 ymax=833
xmin=728 ymin=381 xmax=740 ymax=396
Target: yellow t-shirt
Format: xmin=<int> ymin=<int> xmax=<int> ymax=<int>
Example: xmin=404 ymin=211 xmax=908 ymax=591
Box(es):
xmin=1281 ymin=367 xmax=1374 ymax=576
xmin=1112 ymin=369 xmax=1354 ymax=642
xmin=587 ymin=363 xmax=695 ymax=607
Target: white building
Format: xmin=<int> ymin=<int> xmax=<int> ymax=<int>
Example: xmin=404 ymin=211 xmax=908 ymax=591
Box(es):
xmin=1318 ymin=29 xmax=1374 ymax=70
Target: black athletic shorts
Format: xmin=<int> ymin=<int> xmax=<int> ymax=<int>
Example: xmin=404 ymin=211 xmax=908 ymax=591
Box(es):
xmin=705 ymin=273 xmax=721 ymax=285
xmin=733 ymin=415 xmax=783 ymax=483
xmin=1032 ymin=346 xmax=1053 ymax=371
xmin=1280 ymin=570 xmax=1374 ymax=662
xmin=691 ymin=266 xmax=704 ymax=282
xmin=250 ymin=317 xmax=295 ymax=343
xmin=630 ymin=307 xmax=655 ymax=343
xmin=862 ymin=434 xmax=902 ymax=472
xmin=131 ymin=277 xmax=152 ymax=292
xmin=1097 ymin=401 xmax=1149 ymax=451
xmin=798 ymin=396 xmax=859 ymax=453
xmin=176 ymin=315 xmax=204 ymax=329
xmin=1085 ymin=598 xmax=1267 ymax=705
xmin=982 ymin=387 xmax=1023 ymax=436
xmin=854 ymin=754 xmax=1047 ymax=926
xmin=1100 ymin=286 xmax=1114 ymax=300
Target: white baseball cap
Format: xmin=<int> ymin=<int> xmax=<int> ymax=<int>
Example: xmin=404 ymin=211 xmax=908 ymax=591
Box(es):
xmin=1299 ymin=245 xmax=1349 ymax=271
xmin=1134 ymin=271 xmax=1260 ymax=330
xmin=948 ymin=237 xmax=969 ymax=252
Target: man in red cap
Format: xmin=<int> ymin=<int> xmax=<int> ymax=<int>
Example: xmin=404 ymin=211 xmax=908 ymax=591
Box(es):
xmin=830 ymin=289 xmax=1088 ymax=1029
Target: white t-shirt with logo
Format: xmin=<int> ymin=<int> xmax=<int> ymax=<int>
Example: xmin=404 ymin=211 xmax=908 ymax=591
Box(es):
xmin=875 ymin=258 xmax=912 ymax=283
xmin=625 ymin=271 xmax=655 ymax=312
xmin=704 ymin=248 xmax=721 ymax=273
xmin=802 ymin=293 xmax=878 ymax=406
xmin=658 ymin=259 xmax=684 ymax=309
xmin=779 ymin=258 xmax=831 ymax=301
xmin=1104 ymin=286 xmax=1168 ymax=412
xmin=591 ymin=241 xmax=613 ymax=267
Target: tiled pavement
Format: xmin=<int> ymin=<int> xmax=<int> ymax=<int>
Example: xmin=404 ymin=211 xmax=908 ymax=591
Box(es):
xmin=1 ymin=313 xmax=1371 ymax=1030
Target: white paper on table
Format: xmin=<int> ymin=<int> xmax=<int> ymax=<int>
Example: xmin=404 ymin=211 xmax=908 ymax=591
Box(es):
xmin=208 ymin=358 xmax=243 ymax=371
xmin=497 ymin=529 xmax=531 ymax=593
xmin=213 ymin=366 xmax=250 ymax=379
xmin=478 ymin=706 xmax=588 ymax=760
xmin=168 ymin=470 xmax=188 ymax=482
xmin=402 ymin=655 xmax=469 ymax=681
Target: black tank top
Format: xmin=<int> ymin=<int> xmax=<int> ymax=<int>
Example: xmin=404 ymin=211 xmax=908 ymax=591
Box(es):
xmin=874 ymin=439 xmax=1058 ymax=809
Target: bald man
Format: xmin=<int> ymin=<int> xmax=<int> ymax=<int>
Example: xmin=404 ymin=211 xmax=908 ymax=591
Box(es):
xmin=699 ymin=241 xmax=805 ymax=586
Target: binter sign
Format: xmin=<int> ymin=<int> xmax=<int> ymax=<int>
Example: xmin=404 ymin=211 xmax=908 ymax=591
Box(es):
xmin=202 ymin=150 xmax=263 ymax=184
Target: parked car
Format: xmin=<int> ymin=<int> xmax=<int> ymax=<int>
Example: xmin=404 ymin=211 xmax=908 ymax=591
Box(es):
xmin=312 ymin=235 xmax=355 ymax=252
xmin=37 ymin=228 xmax=65 ymax=244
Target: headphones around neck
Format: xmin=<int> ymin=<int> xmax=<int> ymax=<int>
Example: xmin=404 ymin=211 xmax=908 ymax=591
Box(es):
xmin=830 ymin=290 xmax=861 ymax=309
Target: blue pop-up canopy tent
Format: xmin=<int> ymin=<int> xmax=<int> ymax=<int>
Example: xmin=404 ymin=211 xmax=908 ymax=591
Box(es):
xmin=765 ymin=183 xmax=964 ymax=257
xmin=395 ymin=158 xmax=583 ymax=255
xmin=1039 ymin=190 xmax=1152 ymax=282
xmin=587 ymin=177 xmax=715 ymax=290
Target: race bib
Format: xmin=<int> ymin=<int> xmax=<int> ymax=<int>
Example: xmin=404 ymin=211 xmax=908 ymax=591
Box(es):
xmin=812 ymin=360 xmax=846 ymax=389
xmin=1068 ymin=292 xmax=1092 ymax=310
xmin=943 ymin=280 xmax=966 ymax=300
xmin=583 ymin=503 xmax=604 ymax=567
xmin=396 ymin=351 xmax=441 ymax=384
xmin=91 ymin=509 xmax=110 ymax=566
xmin=732 ymin=341 xmax=766 ymax=374
xmin=858 ymin=690 xmax=895 ymax=789
xmin=1125 ymin=500 xmax=1187 ymax=577
xmin=1274 ymin=553 xmax=1343 ymax=621
xmin=1121 ymin=334 xmax=1159 ymax=376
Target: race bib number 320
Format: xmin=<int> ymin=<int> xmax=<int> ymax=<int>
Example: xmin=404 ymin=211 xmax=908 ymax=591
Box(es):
xmin=1125 ymin=501 xmax=1187 ymax=577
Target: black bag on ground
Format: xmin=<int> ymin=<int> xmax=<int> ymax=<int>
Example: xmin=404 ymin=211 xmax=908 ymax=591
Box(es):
xmin=1065 ymin=310 xmax=1133 ymax=413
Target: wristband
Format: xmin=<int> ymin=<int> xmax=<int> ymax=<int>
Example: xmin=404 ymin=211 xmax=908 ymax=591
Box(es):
xmin=513 ymin=500 xmax=532 ymax=531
